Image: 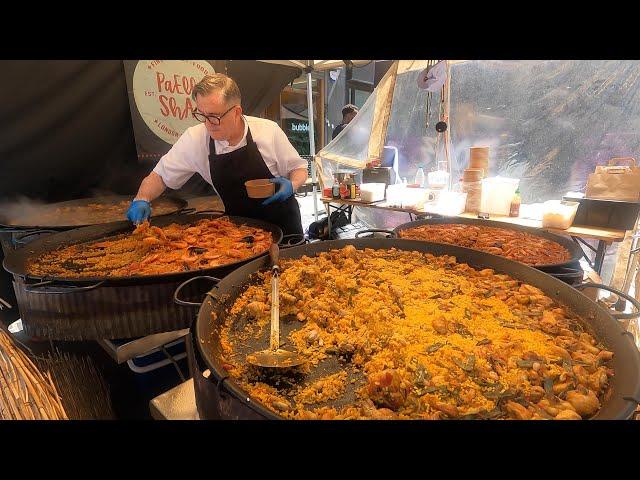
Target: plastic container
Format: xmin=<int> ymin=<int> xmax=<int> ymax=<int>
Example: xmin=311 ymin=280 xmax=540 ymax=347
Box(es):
xmin=427 ymin=169 xmax=450 ymax=190
xmin=414 ymin=166 xmax=426 ymax=188
xmin=359 ymin=183 xmax=386 ymax=202
xmin=542 ymin=200 xmax=579 ymax=229
xmin=480 ymin=177 xmax=520 ymax=215
xmin=424 ymin=191 xmax=468 ymax=216
xmin=402 ymin=188 xmax=430 ymax=210
xmin=385 ymin=183 xmax=407 ymax=207
xmin=245 ymin=179 xmax=275 ymax=199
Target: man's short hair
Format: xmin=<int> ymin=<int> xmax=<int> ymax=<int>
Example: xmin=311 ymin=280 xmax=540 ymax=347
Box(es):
xmin=191 ymin=73 xmax=242 ymax=106
xmin=342 ymin=104 xmax=359 ymax=116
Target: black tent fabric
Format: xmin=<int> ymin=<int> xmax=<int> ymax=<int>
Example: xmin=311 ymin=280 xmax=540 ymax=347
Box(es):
xmin=226 ymin=60 xmax=302 ymax=115
xmin=0 ymin=60 xmax=302 ymax=203
xmin=0 ymin=60 xmax=142 ymax=202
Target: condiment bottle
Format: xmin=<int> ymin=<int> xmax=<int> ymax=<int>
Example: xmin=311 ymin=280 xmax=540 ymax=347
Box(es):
xmin=340 ymin=182 xmax=349 ymax=199
xmin=414 ymin=165 xmax=426 ymax=188
xmin=509 ymin=187 xmax=521 ymax=217
xmin=332 ymin=179 xmax=340 ymax=199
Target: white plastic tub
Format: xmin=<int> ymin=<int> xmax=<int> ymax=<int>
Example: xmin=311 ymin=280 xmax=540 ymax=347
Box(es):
xmin=359 ymin=183 xmax=386 ymax=202
xmin=423 ymin=191 xmax=468 ymax=216
xmin=384 ymin=185 xmax=431 ymax=209
xmin=385 ymin=183 xmax=406 ymax=207
xmin=480 ymin=176 xmax=520 ymax=215
xmin=542 ymin=200 xmax=579 ymax=229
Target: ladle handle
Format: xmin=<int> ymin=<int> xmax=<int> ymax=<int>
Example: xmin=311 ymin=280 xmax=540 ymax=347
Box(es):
xmin=270 ymin=242 xmax=280 ymax=270
xmin=270 ymin=272 xmax=279 ymax=351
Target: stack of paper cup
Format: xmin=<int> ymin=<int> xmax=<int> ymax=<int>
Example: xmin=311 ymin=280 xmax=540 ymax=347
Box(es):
xmin=469 ymin=146 xmax=489 ymax=177
xmin=462 ymin=168 xmax=483 ymax=183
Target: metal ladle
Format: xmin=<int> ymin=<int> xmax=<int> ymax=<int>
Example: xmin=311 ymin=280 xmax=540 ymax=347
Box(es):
xmin=246 ymin=243 xmax=306 ymax=369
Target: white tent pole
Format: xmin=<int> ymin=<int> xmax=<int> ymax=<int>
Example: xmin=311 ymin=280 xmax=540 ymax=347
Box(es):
xmin=306 ymin=68 xmax=319 ymax=221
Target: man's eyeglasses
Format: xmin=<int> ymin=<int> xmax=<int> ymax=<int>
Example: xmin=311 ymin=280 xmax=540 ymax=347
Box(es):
xmin=192 ymin=105 xmax=238 ymax=125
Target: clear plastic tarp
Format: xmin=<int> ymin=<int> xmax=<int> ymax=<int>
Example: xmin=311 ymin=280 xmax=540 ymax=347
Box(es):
xmin=385 ymin=60 xmax=443 ymax=182
xmin=317 ymin=87 xmax=377 ymax=187
xmin=318 ymin=59 xmax=640 ymax=240
xmin=449 ymin=60 xmax=640 ymax=203
xmin=384 ymin=60 xmax=640 ymax=204
xmin=358 ymin=61 xmax=441 ymax=228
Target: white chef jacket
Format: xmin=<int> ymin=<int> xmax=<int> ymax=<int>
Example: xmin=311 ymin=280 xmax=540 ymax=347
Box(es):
xmin=153 ymin=115 xmax=308 ymax=190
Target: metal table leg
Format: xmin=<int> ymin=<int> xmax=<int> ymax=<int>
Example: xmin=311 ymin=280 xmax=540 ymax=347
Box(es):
xmin=574 ymin=236 xmax=610 ymax=276
xmin=325 ymin=202 xmax=332 ymax=239
xmin=593 ymin=241 xmax=611 ymax=276
xmin=622 ymin=234 xmax=640 ymax=294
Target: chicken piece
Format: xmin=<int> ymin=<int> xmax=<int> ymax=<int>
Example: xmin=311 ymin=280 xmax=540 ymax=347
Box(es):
xmin=555 ymin=409 xmax=582 ymax=420
xmin=505 ymin=401 xmax=532 ymax=420
xmin=432 ymin=402 xmax=459 ymax=418
xmin=565 ymin=389 xmax=600 ymax=417
xmin=245 ymin=301 xmax=266 ymax=317
xmin=299 ymin=266 xmax=321 ymax=286
xmin=540 ymin=310 xmax=561 ymax=335
xmin=366 ymin=369 xmax=410 ymax=410
xmin=432 ymin=316 xmax=448 ymax=335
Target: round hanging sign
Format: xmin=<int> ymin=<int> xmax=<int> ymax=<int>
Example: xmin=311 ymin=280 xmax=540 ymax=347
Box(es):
xmin=132 ymin=60 xmax=215 ymax=144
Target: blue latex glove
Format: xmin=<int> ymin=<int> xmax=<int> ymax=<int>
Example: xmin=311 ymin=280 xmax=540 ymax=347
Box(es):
xmin=262 ymin=177 xmax=294 ymax=206
xmin=126 ymin=199 xmax=151 ymax=224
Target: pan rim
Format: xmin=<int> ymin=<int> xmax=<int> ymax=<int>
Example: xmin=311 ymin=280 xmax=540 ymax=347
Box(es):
xmin=0 ymin=194 xmax=188 ymax=230
xmin=3 ymin=213 xmax=283 ymax=286
xmin=196 ymin=238 xmax=640 ymax=420
xmin=393 ymin=217 xmax=583 ymax=269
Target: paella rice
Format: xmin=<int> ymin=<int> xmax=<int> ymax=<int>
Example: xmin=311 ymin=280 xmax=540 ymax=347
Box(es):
xmin=15 ymin=198 xmax=179 ymax=226
xmin=398 ymin=224 xmax=571 ymax=266
xmin=219 ymin=246 xmax=613 ymax=420
xmin=27 ymin=217 xmax=272 ymax=278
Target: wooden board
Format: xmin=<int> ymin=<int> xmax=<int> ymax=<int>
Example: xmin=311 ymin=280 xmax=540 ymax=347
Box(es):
xmin=321 ymin=198 xmax=627 ymax=243
xmin=321 ymin=197 xmax=422 ymax=214
xmin=321 ymin=197 xmax=382 ymax=205
xmin=457 ymin=212 xmax=626 ymax=243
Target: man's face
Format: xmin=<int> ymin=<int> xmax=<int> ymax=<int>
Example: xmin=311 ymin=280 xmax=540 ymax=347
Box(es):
xmin=195 ymin=92 xmax=242 ymax=141
xmin=344 ymin=111 xmax=357 ymax=124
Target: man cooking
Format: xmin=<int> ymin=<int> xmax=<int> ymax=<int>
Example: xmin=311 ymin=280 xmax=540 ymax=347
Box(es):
xmin=126 ymin=73 xmax=308 ymax=235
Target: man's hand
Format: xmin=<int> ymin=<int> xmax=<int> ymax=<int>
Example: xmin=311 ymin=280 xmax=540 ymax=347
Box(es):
xmin=262 ymin=177 xmax=294 ymax=206
xmin=126 ymin=199 xmax=152 ymax=224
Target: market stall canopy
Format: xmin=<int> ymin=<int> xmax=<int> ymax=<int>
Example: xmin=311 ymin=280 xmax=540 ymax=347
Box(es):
xmin=258 ymin=60 xmax=371 ymax=72
xmin=0 ymin=60 xmax=304 ymax=202
xmin=225 ymin=60 xmax=302 ymax=115
xmin=257 ymin=60 xmax=372 ymax=221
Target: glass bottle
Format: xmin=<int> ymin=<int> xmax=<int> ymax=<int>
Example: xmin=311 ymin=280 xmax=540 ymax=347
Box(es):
xmin=332 ymin=178 xmax=340 ymax=199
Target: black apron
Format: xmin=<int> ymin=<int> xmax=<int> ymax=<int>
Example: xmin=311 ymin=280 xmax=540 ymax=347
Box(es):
xmin=208 ymin=127 xmax=303 ymax=235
